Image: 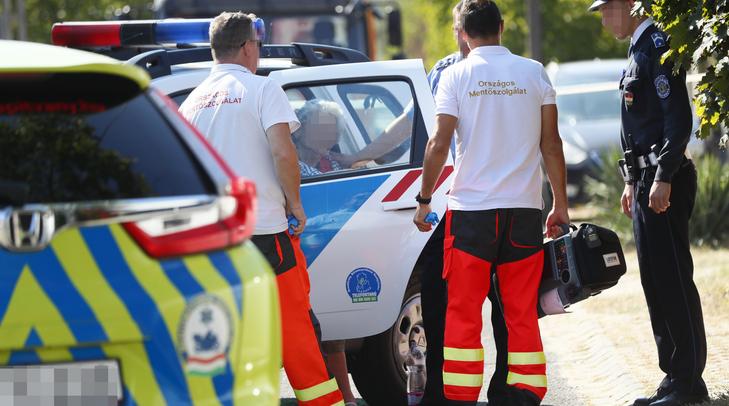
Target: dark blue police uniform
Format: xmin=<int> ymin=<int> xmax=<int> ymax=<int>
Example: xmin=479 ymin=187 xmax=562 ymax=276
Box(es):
xmin=620 ymin=23 xmax=708 ymax=405
xmin=420 ymin=51 xmax=511 ymax=406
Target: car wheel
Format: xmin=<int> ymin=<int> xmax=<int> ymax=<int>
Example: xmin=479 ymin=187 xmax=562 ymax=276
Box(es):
xmin=349 ymin=280 xmax=423 ymax=406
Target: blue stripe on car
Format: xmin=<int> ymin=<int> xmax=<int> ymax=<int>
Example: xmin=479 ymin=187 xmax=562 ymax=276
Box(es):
xmin=208 ymin=252 xmax=243 ymax=314
xmin=300 ymin=175 xmax=389 ymax=265
xmin=0 ymin=252 xmax=25 ymax=324
xmin=28 ymin=249 xmax=108 ymax=343
xmin=80 ymin=226 xmax=190 ymax=405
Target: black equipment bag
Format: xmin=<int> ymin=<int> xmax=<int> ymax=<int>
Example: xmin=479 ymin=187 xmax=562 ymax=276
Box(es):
xmin=538 ymin=223 xmax=627 ymax=317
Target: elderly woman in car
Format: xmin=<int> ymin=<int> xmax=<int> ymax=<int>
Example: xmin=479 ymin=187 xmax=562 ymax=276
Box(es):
xmin=293 ymin=99 xmax=348 ymax=177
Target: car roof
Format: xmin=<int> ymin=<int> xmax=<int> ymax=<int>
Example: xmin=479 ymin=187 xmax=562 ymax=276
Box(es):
xmin=548 ymin=58 xmax=627 ymax=87
xmin=0 ymin=40 xmax=150 ymax=90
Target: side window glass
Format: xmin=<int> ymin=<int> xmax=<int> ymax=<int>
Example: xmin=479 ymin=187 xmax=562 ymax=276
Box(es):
xmin=286 ymin=80 xmax=414 ymax=179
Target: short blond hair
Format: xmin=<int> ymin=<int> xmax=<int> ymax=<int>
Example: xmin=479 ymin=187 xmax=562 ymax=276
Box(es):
xmin=209 ymin=11 xmax=256 ymax=61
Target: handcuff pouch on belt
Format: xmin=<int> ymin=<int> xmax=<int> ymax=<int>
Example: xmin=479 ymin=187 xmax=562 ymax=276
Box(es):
xmin=618 ymin=144 xmax=659 ymax=185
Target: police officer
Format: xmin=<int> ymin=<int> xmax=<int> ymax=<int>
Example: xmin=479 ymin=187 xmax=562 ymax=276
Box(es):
xmin=589 ymin=1 xmax=709 ymax=405
xmin=419 ymin=2 xmax=511 ymax=406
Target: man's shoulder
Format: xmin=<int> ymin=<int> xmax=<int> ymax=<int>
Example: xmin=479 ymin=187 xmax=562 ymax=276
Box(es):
xmin=637 ymin=25 xmax=669 ymax=57
xmin=431 ymin=51 xmax=463 ymax=73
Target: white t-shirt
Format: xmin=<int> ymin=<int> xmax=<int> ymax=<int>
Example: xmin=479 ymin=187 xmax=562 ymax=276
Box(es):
xmin=435 ymin=46 xmax=556 ymax=211
xmin=180 ymin=64 xmax=300 ymax=235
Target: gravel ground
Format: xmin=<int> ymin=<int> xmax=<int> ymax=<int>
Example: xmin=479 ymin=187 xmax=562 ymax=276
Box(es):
xmin=281 ymin=248 xmax=729 ymax=405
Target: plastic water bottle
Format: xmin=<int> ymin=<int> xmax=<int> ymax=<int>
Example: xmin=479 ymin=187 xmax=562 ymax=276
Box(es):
xmin=424 ymin=212 xmax=439 ymax=226
xmin=406 ymin=340 xmax=426 ymax=405
xmin=287 ymin=215 xmax=298 ymax=235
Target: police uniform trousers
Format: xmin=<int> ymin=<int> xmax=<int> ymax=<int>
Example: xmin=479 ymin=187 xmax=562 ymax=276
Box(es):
xmin=441 ymin=208 xmax=547 ymax=402
xmin=420 ymin=219 xmax=510 ymax=406
xmin=252 ymin=231 xmax=344 ymax=406
xmin=632 ymin=161 xmax=707 ymax=394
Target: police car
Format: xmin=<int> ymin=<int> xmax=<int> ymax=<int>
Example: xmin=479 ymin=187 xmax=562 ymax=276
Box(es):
xmin=0 ymin=39 xmax=281 ymax=405
xmin=50 ymin=18 xmax=453 ymax=405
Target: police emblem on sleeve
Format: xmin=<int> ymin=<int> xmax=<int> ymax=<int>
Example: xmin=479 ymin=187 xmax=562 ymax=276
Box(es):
xmin=651 ymin=32 xmax=666 ymax=48
xmin=655 ymin=75 xmax=671 ymax=99
xmin=177 ymin=294 xmax=233 ymax=377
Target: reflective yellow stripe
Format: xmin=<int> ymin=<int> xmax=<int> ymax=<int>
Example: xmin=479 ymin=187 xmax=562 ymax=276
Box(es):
xmin=332 ymin=401 xmax=345 ymax=406
xmin=507 ymin=372 xmax=547 ymax=388
xmin=507 ymin=351 xmax=546 ymax=366
xmin=111 ymin=225 xmax=220 ymax=406
xmin=0 ymin=266 xmax=76 ymax=348
xmin=442 ymin=372 xmax=484 ymax=387
xmin=444 ymin=347 xmax=484 ymax=362
xmin=293 ymin=377 xmax=339 ymax=402
xmin=53 ymin=230 xmax=142 ymax=341
xmin=36 ymin=347 xmax=73 ymax=363
xmin=103 ymin=342 xmax=166 ymax=405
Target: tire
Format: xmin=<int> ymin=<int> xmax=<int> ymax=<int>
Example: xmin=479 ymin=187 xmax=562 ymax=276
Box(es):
xmin=349 ymin=279 xmax=423 ymax=406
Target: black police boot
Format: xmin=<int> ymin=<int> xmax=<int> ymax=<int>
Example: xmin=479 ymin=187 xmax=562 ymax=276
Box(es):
xmin=649 ymin=379 xmax=709 ymax=406
xmin=648 ymin=391 xmax=709 ymax=406
xmin=634 ymin=376 xmax=673 ymax=406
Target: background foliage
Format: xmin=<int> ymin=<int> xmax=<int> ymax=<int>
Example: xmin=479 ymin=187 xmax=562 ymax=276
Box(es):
xmin=1 ymin=0 xmax=152 ymax=43
xmin=399 ymin=0 xmax=627 ymax=70
xmin=638 ymin=0 xmax=728 ymax=145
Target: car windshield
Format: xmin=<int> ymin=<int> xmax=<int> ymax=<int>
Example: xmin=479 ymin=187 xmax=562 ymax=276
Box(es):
xmin=0 ymin=72 xmax=214 ymax=205
xmin=557 ymin=89 xmax=622 ymax=123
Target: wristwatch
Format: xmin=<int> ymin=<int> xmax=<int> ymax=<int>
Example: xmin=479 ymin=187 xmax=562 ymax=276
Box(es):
xmin=415 ymin=192 xmax=432 ymax=205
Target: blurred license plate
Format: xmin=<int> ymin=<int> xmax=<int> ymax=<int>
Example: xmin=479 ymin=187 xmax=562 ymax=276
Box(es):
xmin=0 ymin=360 xmax=122 ymax=404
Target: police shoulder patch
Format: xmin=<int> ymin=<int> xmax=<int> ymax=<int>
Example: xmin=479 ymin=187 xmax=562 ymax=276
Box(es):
xmin=651 ymin=32 xmax=667 ymax=48
xmin=654 ymin=75 xmax=671 ymax=99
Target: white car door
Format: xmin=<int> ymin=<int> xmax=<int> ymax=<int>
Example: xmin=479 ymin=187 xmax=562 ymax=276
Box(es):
xmin=269 ymin=59 xmax=453 ymax=340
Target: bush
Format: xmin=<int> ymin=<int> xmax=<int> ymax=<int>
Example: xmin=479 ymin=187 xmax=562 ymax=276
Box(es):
xmin=585 ymin=150 xmax=729 ymax=248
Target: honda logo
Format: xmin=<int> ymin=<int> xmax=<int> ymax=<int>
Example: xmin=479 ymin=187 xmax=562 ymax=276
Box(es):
xmin=0 ymin=207 xmax=55 ymax=252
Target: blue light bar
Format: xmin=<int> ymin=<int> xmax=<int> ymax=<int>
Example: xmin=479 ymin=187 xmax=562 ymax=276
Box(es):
xmin=155 ymin=19 xmax=211 ymax=44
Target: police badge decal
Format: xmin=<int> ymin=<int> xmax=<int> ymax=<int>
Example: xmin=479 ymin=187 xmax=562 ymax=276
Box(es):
xmin=655 ymin=75 xmax=671 ymax=99
xmin=177 ymin=294 xmax=233 ymax=377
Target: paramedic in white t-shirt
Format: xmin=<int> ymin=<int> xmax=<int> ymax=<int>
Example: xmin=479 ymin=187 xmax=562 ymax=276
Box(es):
xmin=413 ymin=1 xmax=569 ymax=405
xmin=179 ymin=12 xmax=344 ymax=406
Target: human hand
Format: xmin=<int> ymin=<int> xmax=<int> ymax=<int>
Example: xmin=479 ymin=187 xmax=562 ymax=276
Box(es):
xmin=351 ymin=159 xmax=373 ymax=169
xmin=286 ymin=203 xmax=307 ymax=235
xmin=330 ymin=151 xmax=357 ymax=168
xmin=413 ymin=203 xmax=433 ymax=232
xmin=545 ymin=206 xmax=570 ymax=239
xmin=621 ymin=184 xmax=634 ymax=219
xmin=649 ymin=181 xmax=671 ymax=214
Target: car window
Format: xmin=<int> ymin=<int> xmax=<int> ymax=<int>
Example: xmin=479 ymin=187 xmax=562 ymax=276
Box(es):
xmin=0 ymin=73 xmax=215 ymax=205
xmin=286 ymin=80 xmax=414 ymax=179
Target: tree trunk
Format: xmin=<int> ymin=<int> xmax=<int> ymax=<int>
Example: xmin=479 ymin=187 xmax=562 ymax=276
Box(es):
xmin=526 ymin=0 xmax=543 ymax=62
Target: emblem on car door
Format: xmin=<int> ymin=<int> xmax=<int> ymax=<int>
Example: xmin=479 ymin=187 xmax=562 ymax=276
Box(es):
xmin=0 ymin=207 xmax=55 ymax=252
